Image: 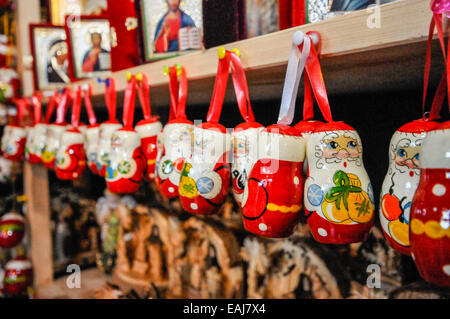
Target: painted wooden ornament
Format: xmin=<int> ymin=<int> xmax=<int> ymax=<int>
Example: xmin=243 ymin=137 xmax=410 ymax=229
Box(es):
xmin=0 ymin=212 xmax=25 ymax=248
xmin=157 ymin=66 xmax=193 ymax=199
xmin=3 ymin=257 xmax=33 ymax=296
xmin=410 ymin=121 xmax=450 ymax=288
xmin=178 ymin=52 xmax=234 ymax=215
xmin=1 ymin=99 xmax=28 ymax=162
xmin=305 ymin=122 xmax=375 ymax=243
xmin=380 ymin=120 xmax=440 ymax=255
xmin=227 ymin=50 xmax=264 ymax=206
xmin=242 ymin=125 xmax=305 ymax=237
xmin=41 ymin=90 xmax=71 ymax=169
xmin=105 ymin=75 xmax=145 ymax=193
xmin=55 ymin=86 xmax=87 ymax=180
xmin=96 ymin=78 xmax=122 ymax=177
xmin=134 ymin=73 xmax=163 ymax=182
xmin=240 ymin=32 xmax=311 ymax=237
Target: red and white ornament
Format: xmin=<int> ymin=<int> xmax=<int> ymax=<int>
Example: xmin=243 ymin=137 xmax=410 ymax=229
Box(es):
xmin=410 ymin=121 xmax=450 ymax=287
xmin=379 ymin=120 xmax=439 ymax=255
xmin=105 ymin=75 xmax=145 ymax=193
xmin=0 ymin=212 xmax=25 ymax=248
xmin=1 ymin=99 xmax=28 ymax=162
xmin=3 ymin=257 xmax=33 ymax=296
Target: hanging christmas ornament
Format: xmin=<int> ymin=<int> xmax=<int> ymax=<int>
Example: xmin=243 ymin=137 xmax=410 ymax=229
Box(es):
xmin=178 ymin=52 xmax=232 ymax=215
xmin=81 ymin=84 xmax=100 ymax=175
xmin=55 ymin=86 xmax=87 ymax=180
xmin=1 ymin=98 xmax=28 ymax=162
xmin=134 ymin=73 xmax=162 ymax=182
xmin=300 ymin=32 xmax=375 ymax=244
xmin=41 ymin=90 xmax=71 ymax=169
xmin=228 ymin=48 xmax=264 ymax=207
xmin=156 ymin=65 xmax=193 ymax=199
xmin=0 ymin=156 xmax=13 ymax=183
xmin=379 ymin=17 xmax=446 ymax=255
xmin=241 ymin=32 xmax=309 ymax=237
xmin=0 ymin=67 xmax=20 ymax=103
xmin=105 ymin=74 xmax=145 ymax=193
xmin=96 ymin=78 xmax=122 ymax=177
xmin=0 ymin=212 xmax=25 ymax=248
xmin=410 ymin=121 xmax=450 ymax=288
xmin=3 ymin=257 xmax=33 ymax=296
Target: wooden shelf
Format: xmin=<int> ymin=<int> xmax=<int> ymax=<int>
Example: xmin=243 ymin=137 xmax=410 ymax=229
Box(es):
xmin=44 ymin=0 xmax=441 ymax=109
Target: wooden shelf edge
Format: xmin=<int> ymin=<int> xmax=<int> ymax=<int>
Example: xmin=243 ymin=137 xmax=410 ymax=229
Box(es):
xmin=35 ymin=0 xmax=432 ymax=100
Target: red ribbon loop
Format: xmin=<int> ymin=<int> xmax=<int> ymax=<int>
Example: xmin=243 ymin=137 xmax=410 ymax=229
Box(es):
xmin=82 ymin=85 xmax=97 ymax=126
xmin=176 ymin=67 xmax=188 ymax=120
xmin=71 ymin=86 xmax=82 ymax=129
xmin=45 ymin=92 xmax=60 ymax=124
xmin=31 ymin=94 xmax=42 ymax=125
xmin=229 ymin=52 xmax=256 ymax=122
xmin=207 ymin=53 xmax=232 ymax=123
xmin=104 ymin=78 xmax=117 ymax=121
xmin=168 ymin=67 xmax=179 ymax=121
xmin=55 ymin=89 xmax=71 ymax=124
xmin=303 ymin=31 xmax=321 ymax=122
xmin=303 ymin=42 xmax=333 ymax=123
xmin=123 ymin=75 xmax=137 ymax=129
xmin=136 ymin=74 xmax=152 ymax=121
xmin=14 ymin=99 xmax=27 ymax=127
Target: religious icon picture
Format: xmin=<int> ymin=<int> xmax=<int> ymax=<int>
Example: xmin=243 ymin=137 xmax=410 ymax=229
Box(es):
xmin=138 ymin=0 xmax=203 ymax=61
xmin=30 ymin=24 xmax=70 ymax=91
xmin=65 ymin=16 xmax=111 ymax=80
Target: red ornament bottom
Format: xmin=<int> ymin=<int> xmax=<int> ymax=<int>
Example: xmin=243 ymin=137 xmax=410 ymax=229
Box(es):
xmin=107 ymin=179 xmax=141 ymax=194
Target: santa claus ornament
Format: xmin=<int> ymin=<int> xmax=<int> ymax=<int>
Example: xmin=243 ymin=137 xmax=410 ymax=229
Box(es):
xmin=134 ymin=73 xmax=162 ymax=182
xmin=1 ymin=98 xmax=28 ymax=162
xmin=298 ymin=33 xmax=375 ymax=244
xmin=227 ymin=49 xmax=264 ymax=207
xmin=409 ymin=120 xmax=450 ymax=288
xmin=379 ymin=3 xmax=449 ymax=255
xmin=178 ymin=52 xmax=234 ymax=215
xmin=55 ymin=86 xmax=87 ymax=180
xmin=96 ymin=78 xmax=122 ymax=176
xmin=0 ymin=212 xmax=25 ymax=248
xmin=105 ymin=75 xmax=145 ymax=193
xmin=241 ymin=32 xmax=310 ymax=237
xmin=156 ymin=65 xmax=193 ymax=199
xmin=3 ymin=257 xmax=33 ymax=296
xmin=41 ymin=90 xmax=71 ymax=169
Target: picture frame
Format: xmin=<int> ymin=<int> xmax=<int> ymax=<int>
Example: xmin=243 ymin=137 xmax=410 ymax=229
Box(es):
xmin=137 ymin=0 xmax=204 ymax=62
xmin=48 ymin=0 xmax=108 ymax=25
xmin=29 ymin=23 xmax=70 ymax=91
xmin=64 ymin=15 xmax=112 ymax=80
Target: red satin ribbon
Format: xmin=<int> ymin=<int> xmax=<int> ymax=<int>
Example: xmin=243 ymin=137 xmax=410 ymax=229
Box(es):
xmin=55 ymin=89 xmax=71 ymax=124
xmin=82 ymin=85 xmax=97 ymax=126
xmin=71 ymin=86 xmax=82 ymax=129
xmin=123 ymin=75 xmax=137 ymax=129
xmin=422 ymin=14 xmax=448 ymax=120
xmin=176 ymin=67 xmax=188 ymax=120
xmin=104 ymin=78 xmax=117 ymax=121
xmin=31 ymin=95 xmax=42 ymax=125
xmin=229 ymin=52 xmax=256 ymax=122
xmin=14 ymin=99 xmax=27 ymax=127
xmin=44 ymin=92 xmax=60 ymax=124
xmin=136 ymin=74 xmax=152 ymax=121
xmin=303 ymin=31 xmax=321 ymax=122
xmin=207 ymin=53 xmax=232 ymax=124
xmin=301 ymin=41 xmax=333 ymax=123
xmin=168 ymin=67 xmax=179 ymax=121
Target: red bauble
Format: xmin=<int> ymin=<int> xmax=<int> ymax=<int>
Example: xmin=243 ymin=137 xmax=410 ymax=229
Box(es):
xmin=3 ymin=257 xmax=33 ymax=296
xmin=0 ymin=212 xmax=25 ymax=248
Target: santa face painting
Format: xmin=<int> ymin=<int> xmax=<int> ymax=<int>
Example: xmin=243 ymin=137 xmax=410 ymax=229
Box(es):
xmin=41 ymin=124 xmax=67 ymax=169
xmin=156 ymin=121 xmax=193 ymax=198
xmin=178 ymin=124 xmax=231 ymax=215
xmin=85 ymin=125 xmax=100 ymax=174
xmin=105 ymin=129 xmax=145 ymax=194
xmin=304 ymin=124 xmax=374 ymax=244
xmin=96 ymin=122 xmax=122 ymax=176
xmin=25 ymin=123 xmax=48 ymax=164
